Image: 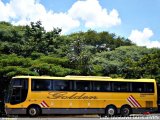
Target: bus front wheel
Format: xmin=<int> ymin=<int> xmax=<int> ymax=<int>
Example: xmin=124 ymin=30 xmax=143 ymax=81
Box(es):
xmin=27 ymin=105 xmax=41 ymax=117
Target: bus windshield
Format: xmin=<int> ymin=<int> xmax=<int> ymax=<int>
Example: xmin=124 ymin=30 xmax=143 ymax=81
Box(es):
xmin=5 ymin=80 xmax=13 ymax=103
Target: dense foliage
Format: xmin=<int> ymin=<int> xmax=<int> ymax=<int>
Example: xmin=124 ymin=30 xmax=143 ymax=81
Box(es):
xmin=0 ymin=21 xmax=160 ymax=96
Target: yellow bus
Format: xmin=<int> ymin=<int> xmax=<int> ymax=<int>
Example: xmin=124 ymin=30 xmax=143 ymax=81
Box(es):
xmin=5 ymin=76 xmax=158 ymax=117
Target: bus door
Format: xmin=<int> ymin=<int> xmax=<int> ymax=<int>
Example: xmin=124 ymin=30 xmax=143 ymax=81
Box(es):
xmin=10 ymin=85 xmax=22 ymax=104
xmin=9 ymin=78 xmax=28 ymax=105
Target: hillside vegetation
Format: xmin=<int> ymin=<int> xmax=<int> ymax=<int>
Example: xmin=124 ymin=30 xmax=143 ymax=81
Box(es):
xmin=0 ymin=21 xmax=160 ymax=95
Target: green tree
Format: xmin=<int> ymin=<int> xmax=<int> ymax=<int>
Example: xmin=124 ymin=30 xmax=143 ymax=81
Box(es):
xmin=92 ymin=46 xmax=152 ymax=77
xmin=23 ymin=21 xmax=61 ymax=56
xmin=67 ymin=38 xmax=93 ymax=75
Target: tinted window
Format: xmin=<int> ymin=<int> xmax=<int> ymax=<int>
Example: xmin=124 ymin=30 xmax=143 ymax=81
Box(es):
xmin=53 ymin=80 xmax=70 ymax=91
xmin=75 ymin=81 xmax=91 ymax=91
xmin=12 ymin=79 xmax=21 ymax=86
xmin=10 ymin=78 xmax=28 ymax=104
xmin=112 ymin=82 xmax=129 ymax=92
xmin=144 ymin=83 xmax=154 ymax=93
xmin=12 ymin=78 xmax=28 ymax=89
xmin=32 ymin=79 xmax=52 ymax=91
xmin=93 ymin=81 xmax=111 ymax=92
xmin=132 ymin=82 xmax=154 ymax=93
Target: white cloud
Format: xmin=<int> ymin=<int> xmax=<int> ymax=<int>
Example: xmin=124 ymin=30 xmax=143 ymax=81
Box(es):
xmin=68 ymin=0 xmax=121 ymax=28
xmin=129 ymin=28 xmax=160 ymax=48
xmin=0 ymin=0 xmax=80 ymax=33
xmin=0 ymin=0 xmax=121 ymax=33
xmin=0 ymin=0 xmax=10 ymax=21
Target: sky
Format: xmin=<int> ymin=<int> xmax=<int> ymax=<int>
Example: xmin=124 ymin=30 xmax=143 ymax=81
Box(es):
xmin=0 ymin=0 xmax=160 ymax=48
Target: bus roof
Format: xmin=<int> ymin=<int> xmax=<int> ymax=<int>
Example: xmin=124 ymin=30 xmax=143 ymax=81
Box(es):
xmin=12 ymin=76 xmax=156 ymax=82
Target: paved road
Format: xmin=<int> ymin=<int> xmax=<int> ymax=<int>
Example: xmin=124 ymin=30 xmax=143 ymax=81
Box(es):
xmin=1 ymin=114 xmax=160 ymax=120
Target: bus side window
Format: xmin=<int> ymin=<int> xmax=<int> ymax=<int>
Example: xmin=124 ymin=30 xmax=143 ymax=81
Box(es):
xmin=93 ymin=81 xmax=111 ymax=92
xmin=138 ymin=88 xmax=142 ymax=92
xmin=144 ymin=83 xmax=154 ymax=93
xmin=132 ymin=82 xmax=144 ymax=92
xmin=32 ymin=79 xmax=52 ymax=91
xmin=131 ymin=82 xmax=154 ymax=93
xmin=96 ymin=86 xmax=100 ymax=91
xmin=53 ymin=80 xmax=70 ymax=91
xmin=75 ymin=81 xmax=91 ymax=91
xmin=112 ymin=82 xmax=129 ymax=92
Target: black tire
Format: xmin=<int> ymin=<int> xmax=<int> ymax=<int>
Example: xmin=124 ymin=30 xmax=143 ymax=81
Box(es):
xmin=105 ymin=106 xmax=117 ymax=117
xmin=27 ymin=106 xmax=41 ymax=117
xmin=120 ymin=105 xmax=132 ymax=117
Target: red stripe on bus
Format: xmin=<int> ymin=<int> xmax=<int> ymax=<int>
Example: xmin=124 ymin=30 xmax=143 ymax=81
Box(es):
xmin=129 ymin=96 xmax=139 ymax=107
xmin=128 ymin=96 xmax=138 ymax=107
xmin=43 ymin=101 xmax=49 ymax=107
xmin=130 ymin=95 xmax=142 ymax=107
xmin=127 ymin=97 xmax=136 ymax=107
xmin=40 ymin=102 xmax=46 ymax=107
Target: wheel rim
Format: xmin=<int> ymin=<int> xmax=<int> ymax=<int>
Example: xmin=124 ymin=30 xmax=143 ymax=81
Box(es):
xmin=108 ymin=108 xmax=115 ymax=116
xmin=122 ymin=107 xmax=130 ymax=116
xmin=29 ymin=108 xmax=37 ymax=116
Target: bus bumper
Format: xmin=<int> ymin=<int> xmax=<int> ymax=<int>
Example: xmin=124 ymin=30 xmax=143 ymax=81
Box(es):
xmin=132 ymin=108 xmax=158 ymax=114
xmin=5 ymin=108 xmax=26 ymax=115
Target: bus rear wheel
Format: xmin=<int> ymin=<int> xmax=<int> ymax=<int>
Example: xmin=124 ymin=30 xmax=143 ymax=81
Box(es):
xmin=120 ymin=105 xmax=132 ymax=117
xmin=27 ymin=106 xmax=41 ymax=117
xmin=105 ymin=105 xmax=117 ymax=117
